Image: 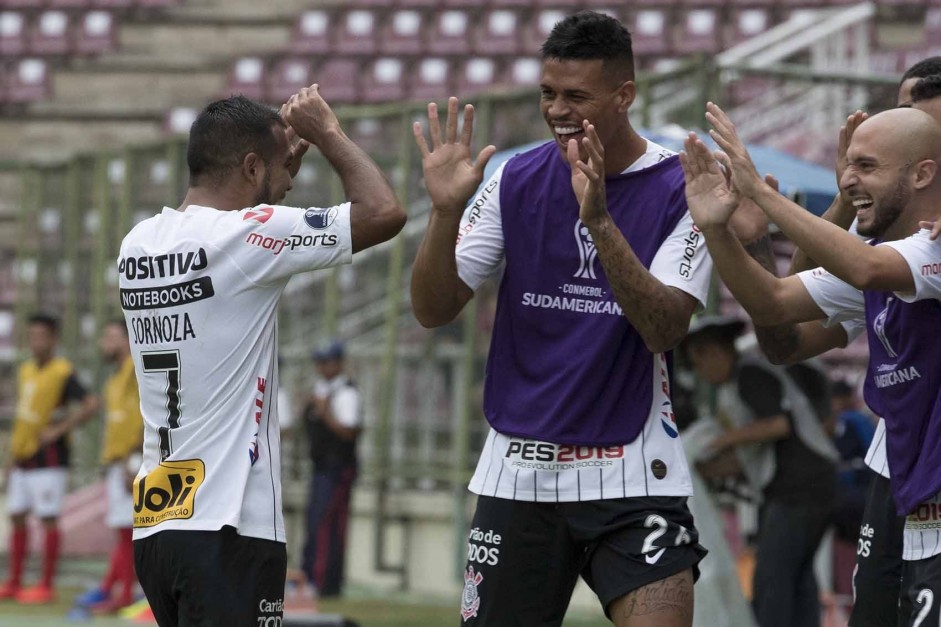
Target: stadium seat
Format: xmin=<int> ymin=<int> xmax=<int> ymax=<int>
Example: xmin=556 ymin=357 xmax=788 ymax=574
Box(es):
xmin=334 ymin=9 xmax=378 ymax=55
xmin=427 ymin=9 xmax=472 ymax=55
xmin=673 ymin=8 xmax=720 ymax=55
xmin=927 ymin=8 xmax=941 ymax=45
xmin=360 ymin=57 xmax=406 ymax=103
xmin=74 ymin=10 xmax=115 ymax=55
xmin=726 ymin=8 xmax=771 ymax=46
xmin=315 ymin=58 xmax=361 ymax=104
xmin=626 ymin=8 xmax=671 ymax=57
xmin=504 ymin=56 xmax=542 ymax=87
xmin=523 ymin=9 xmax=567 ymax=55
xmin=293 ymin=9 xmax=332 ymax=55
xmin=378 ymin=9 xmax=424 ymax=55
xmin=92 ymin=0 xmax=133 ymax=8
xmin=7 ymin=58 xmax=50 ymax=103
xmin=268 ymin=57 xmax=312 ymax=105
xmin=227 ymin=56 xmax=265 ymax=100
xmin=408 ymin=57 xmax=453 ymax=102
xmin=472 ymin=9 xmax=524 ymax=56
xmin=29 ymin=10 xmax=70 ymax=56
xmin=164 ymin=106 xmax=197 ymax=135
xmin=0 ymin=12 xmax=27 ymax=56
xmin=489 ymin=0 xmax=534 ymax=7
xmin=456 ymin=57 xmax=499 ymax=96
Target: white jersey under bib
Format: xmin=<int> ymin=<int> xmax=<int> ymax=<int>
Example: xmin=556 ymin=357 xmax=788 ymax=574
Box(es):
xmin=120 ymin=202 xmax=352 ymax=542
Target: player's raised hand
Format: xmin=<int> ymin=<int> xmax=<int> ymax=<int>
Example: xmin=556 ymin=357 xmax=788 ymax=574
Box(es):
xmin=282 ymin=84 xmax=342 ymax=148
xmin=567 ymin=121 xmax=607 ymax=226
xmin=278 ymin=103 xmax=311 ymax=179
xmin=705 ymin=102 xmax=765 ymax=199
xmin=836 ymin=110 xmax=868 ymax=186
xmin=413 ymin=97 xmax=497 ymax=214
xmin=919 ymin=220 xmax=941 ymax=240
xmin=679 ymin=132 xmax=740 ymax=232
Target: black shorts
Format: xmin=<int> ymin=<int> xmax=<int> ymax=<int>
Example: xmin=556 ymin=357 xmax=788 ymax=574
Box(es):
xmin=850 ymin=470 xmax=910 ymax=627
xmin=903 ymin=555 xmax=941 ymax=627
xmin=135 ymin=525 xmax=287 ymax=627
xmin=459 ymin=495 xmax=707 ymax=626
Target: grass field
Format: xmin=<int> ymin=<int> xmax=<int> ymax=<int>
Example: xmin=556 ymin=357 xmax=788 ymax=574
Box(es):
xmin=0 ymin=587 xmax=611 ymax=627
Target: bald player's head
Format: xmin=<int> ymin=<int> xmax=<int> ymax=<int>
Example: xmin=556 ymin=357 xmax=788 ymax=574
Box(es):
xmin=841 ymin=107 xmax=941 ymax=239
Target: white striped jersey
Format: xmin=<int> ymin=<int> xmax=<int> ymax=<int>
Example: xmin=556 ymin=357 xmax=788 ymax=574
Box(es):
xmin=120 ymin=202 xmax=352 ymax=542
xmin=864 ymin=418 xmax=890 ymax=479
xmin=904 ymin=490 xmax=941 ymax=561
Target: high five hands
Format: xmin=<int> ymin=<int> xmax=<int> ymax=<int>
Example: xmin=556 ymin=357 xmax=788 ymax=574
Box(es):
xmin=413 ymin=96 xmax=497 ymax=214
xmin=566 ymin=120 xmax=609 ymax=227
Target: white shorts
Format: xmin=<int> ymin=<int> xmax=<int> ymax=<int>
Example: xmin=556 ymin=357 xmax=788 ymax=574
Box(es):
xmin=6 ymin=467 xmax=68 ymax=518
xmin=106 ymin=463 xmax=134 ymax=529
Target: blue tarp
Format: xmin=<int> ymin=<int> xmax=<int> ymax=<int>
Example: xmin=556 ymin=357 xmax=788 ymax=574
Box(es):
xmin=482 ymin=128 xmax=839 ymax=216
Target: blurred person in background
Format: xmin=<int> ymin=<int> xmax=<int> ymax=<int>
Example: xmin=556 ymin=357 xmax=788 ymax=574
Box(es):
xmin=121 ymin=90 xmax=404 ymax=627
xmin=73 ymin=320 xmax=143 ymax=614
xmin=299 ymin=340 xmax=362 ymax=598
xmin=0 ymin=313 xmax=98 ymax=604
xmin=829 ymin=380 xmax=875 ymax=545
xmin=683 ymin=315 xmax=837 ymax=627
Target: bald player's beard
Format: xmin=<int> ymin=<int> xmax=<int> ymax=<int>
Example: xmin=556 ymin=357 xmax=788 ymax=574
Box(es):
xmin=856 ymin=177 xmax=910 ymax=239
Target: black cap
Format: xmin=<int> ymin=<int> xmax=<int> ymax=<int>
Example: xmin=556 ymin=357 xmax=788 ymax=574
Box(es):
xmin=312 ymin=340 xmax=345 ymax=362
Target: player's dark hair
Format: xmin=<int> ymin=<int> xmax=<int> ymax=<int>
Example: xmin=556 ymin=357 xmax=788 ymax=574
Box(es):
xmin=28 ymin=313 xmax=59 ymax=335
xmin=912 ymin=74 xmax=941 ymax=103
xmin=187 ymin=95 xmax=285 ymax=186
xmin=902 ymin=56 xmax=941 ymax=84
xmin=541 ymin=11 xmax=634 ymax=82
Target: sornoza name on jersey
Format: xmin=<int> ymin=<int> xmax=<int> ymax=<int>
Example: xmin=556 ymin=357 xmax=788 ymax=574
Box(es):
xmin=133 ymin=459 xmax=205 ymax=528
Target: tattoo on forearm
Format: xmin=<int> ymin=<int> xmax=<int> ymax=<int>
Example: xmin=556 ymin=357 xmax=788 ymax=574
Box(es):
xmin=591 ymin=220 xmax=685 ymax=348
xmin=620 ymin=572 xmax=693 ymax=620
xmin=743 ymin=236 xmax=800 ymax=362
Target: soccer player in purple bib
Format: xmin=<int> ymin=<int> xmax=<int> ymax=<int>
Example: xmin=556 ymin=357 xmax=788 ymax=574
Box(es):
xmin=680 ymin=102 xmax=941 ymax=627
xmin=411 ymin=11 xmax=717 ymax=627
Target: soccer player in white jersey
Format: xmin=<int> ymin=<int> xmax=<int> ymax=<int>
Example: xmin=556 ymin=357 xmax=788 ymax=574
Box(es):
xmin=407 ymin=11 xmax=751 ymax=626
xmin=749 ymin=58 xmax=941 ymax=627
xmin=680 ymin=103 xmax=941 ymax=627
xmin=120 ymin=90 xmax=405 ymax=627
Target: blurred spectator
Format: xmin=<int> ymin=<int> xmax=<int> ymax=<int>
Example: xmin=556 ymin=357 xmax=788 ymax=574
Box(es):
xmin=830 ymin=379 xmax=875 ymax=543
xmin=299 ymin=340 xmax=362 ymax=598
xmin=683 ymin=314 xmax=838 ymax=627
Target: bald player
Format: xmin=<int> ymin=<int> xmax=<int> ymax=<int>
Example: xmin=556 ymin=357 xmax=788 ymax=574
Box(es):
xmin=680 ymin=103 xmax=941 ymax=626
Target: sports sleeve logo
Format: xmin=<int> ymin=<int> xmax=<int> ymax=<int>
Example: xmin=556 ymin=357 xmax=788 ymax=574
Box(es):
xmin=304 ymin=207 xmax=338 ymax=230
xmin=573 ymin=220 xmax=598 ymax=280
xmin=243 ymin=206 xmax=274 ymax=224
xmin=133 ymin=459 xmax=205 ymax=528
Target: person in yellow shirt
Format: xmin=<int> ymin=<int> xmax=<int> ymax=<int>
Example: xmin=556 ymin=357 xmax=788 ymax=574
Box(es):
xmin=75 ymin=320 xmax=144 ymax=613
xmin=0 ymin=314 xmax=98 ymax=604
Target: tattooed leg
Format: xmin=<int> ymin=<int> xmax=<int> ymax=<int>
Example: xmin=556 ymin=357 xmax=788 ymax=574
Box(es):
xmin=609 ymin=569 xmax=694 ymax=627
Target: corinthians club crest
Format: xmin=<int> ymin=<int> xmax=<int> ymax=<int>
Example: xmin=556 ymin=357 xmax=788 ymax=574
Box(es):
xmin=573 ymin=220 xmax=599 ymax=280
xmin=461 ymin=565 xmax=483 ymax=621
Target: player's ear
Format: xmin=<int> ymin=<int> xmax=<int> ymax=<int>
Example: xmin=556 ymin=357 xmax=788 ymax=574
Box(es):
xmin=913 ymin=159 xmax=938 ymax=190
xmin=242 ymin=152 xmax=264 ymax=186
xmin=616 ymin=79 xmax=635 ymax=113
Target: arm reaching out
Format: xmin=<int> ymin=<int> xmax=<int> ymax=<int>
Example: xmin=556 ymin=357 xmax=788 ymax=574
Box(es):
xmin=283 ymin=85 xmax=406 ymax=253
xmin=410 ymin=97 xmax=497 ymax=328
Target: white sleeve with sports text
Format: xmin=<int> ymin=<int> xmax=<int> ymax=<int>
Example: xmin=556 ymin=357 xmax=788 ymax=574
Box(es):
xmin=880 ymin=229 xmax=941 ymax=303
xmin=796 ymin=267 xmax=866 ymax=327
xmin=455 ymin=162 xmax=506 ymax=291
xmin=648 ymin=212 xmax=713 ymax=310
xmin=231 ymin=203 xmax=353 ymax=285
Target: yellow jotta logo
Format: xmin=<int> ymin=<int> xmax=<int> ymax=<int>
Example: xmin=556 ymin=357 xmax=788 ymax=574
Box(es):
xmin=133 ymin=459 xmax=205 ymax=528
